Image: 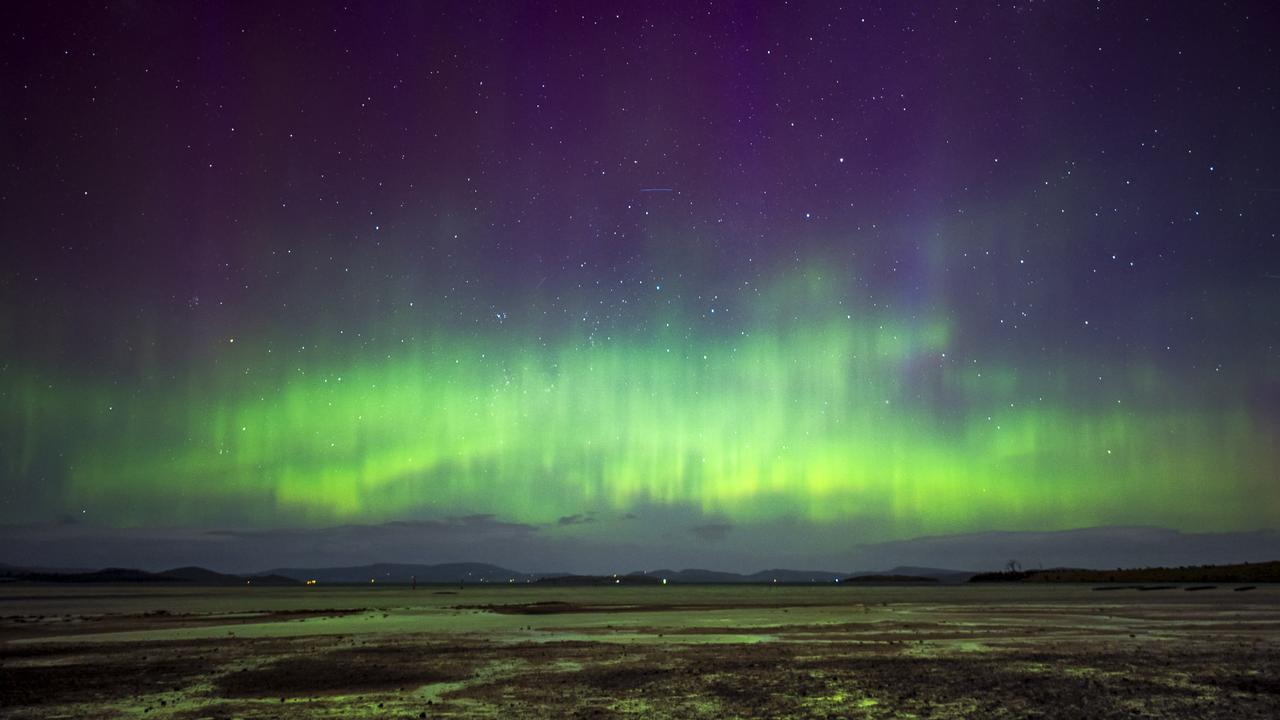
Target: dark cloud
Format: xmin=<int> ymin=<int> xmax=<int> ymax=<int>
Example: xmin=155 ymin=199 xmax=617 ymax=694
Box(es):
xmin=0 ymin=516 xmax=541 ymax=573
xmin=3 ymin=520 xmax=1275 ymax=576
xmin=557 ymin=514 xmax=594 ymax=526
xmin=690 ymin=523 xmax=733 ymax=543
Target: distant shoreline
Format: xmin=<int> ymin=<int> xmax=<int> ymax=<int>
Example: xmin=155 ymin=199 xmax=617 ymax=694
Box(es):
xmin=969 ymin=560 xmax=1280 ymax=584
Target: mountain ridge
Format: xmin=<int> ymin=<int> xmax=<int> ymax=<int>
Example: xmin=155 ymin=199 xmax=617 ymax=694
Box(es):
xmin=0 ymin=565 xmax=298 ymax=585
xmin=2 ymin=561 xmax=975 ymax=585
xmin=8 ymin=560 xmax=1278 ymax=585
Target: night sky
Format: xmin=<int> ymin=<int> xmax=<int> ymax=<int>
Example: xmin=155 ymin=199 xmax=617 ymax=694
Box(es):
xmin=2 ymin=2 xmax=1278 ymax=572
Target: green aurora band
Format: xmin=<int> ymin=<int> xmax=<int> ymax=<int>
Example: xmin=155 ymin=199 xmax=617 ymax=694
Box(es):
xmin=5 ymin=269 xmax=1276 ymax=538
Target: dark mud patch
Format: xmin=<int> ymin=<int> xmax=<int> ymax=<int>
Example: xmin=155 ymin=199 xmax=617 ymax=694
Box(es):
xmin=462 ymin=600 xmax=822 ymax=615
xmin=444 ymin=640 xmax=1280 ymax=719
xmin=0 ymin=652 xmax=209 ymax=706
xmin=0 ymin=607 xmax=368 ymax=642
xmin=575 ymin=664 xmax=680 ymax=691
xmin=0 ymin=635 xmax=235 ymax=661
xmin=214 ymin=648 xmax=473 ymax=698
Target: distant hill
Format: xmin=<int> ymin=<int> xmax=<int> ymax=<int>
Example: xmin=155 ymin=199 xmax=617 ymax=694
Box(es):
xmin=0 ymin=565 xmax=299 ymax=586
xmin=969 ymin=561 xmax=1280 ymax=584
xmin=626 ymin=567 xmax=972 ymax=584
xmin=263 ymin=562 xmax=537 ymax=584
xmin=626 ymin=568 xmax=846 ymax=584
xmin=846 ymin=574 xmax=939 ymax=583
xmin=633 ymin=568 xmax=750 ymax=583
xmin=745 ymin=569 xmax=846 ymax=583
xmin=849 ymin=566 xmax=975 ymax=584
xmin=266 ymin=564 xmax=975 ymax=585
xmin=159 ymin=566 xmax=298 ymax=586
xmin=4 ymin=567 xmax=178 ymax=584
xmin=538 ymin=574 xmax=664 ymax=586
xmin=0 ymin=560 xmax=980 ymax=586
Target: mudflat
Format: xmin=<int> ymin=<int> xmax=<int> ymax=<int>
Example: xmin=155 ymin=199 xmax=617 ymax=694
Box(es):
xmin=2 ymin=584 xmax=1277 ymax=718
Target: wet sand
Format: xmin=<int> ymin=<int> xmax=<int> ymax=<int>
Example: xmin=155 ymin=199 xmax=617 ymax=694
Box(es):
xmin=2 ymin=584 xmax=1277 ymax=718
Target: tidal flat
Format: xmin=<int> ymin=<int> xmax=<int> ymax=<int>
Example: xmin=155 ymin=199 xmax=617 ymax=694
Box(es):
xmin=2 ymin=584 xmax=1277 ymax=718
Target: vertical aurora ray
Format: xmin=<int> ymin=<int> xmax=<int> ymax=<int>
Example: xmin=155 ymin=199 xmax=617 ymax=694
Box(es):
xmin=3 ymin=2 xmax=1279 ymax=567
xmin=6 ymin=272 xmax=1266 ymax=537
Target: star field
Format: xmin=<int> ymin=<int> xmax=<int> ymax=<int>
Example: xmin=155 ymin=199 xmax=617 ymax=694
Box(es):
xmin=1 ymin=2 xmax=1278 ymax=565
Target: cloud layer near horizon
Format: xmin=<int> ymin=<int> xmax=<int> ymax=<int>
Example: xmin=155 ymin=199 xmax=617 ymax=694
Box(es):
xmin=4 ymin=517 xmax=1277 ymax=576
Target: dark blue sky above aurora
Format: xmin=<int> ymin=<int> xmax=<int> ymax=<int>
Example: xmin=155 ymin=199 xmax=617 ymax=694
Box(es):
xmin=1 ymin=2 xmax=1278 ymax=572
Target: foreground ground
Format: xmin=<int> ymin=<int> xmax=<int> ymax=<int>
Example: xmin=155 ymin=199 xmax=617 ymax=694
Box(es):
xmin=2 ymin=584 xmax=1277 ymax=718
